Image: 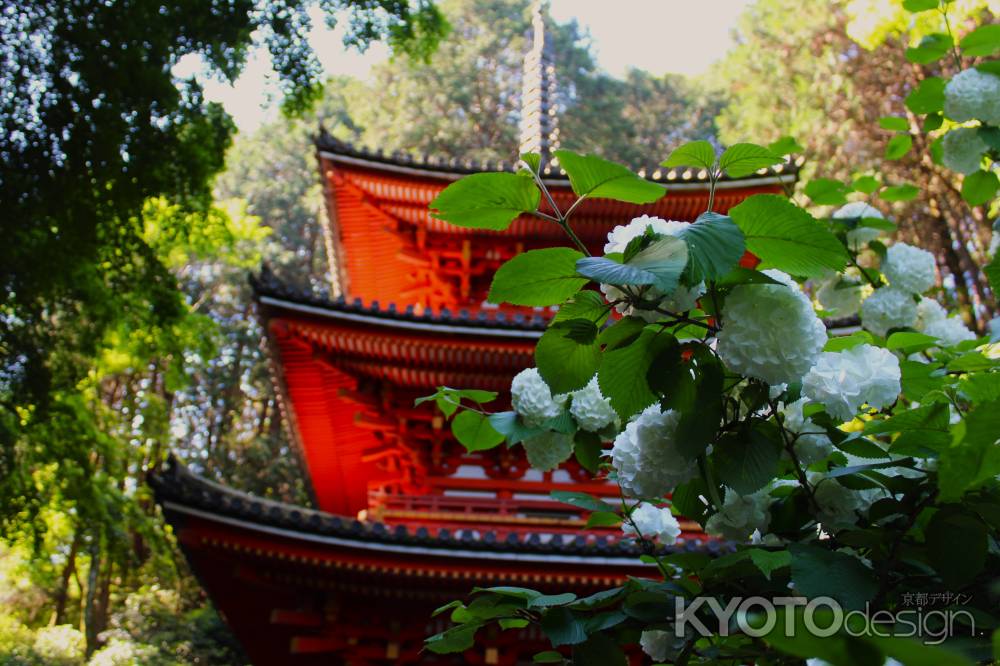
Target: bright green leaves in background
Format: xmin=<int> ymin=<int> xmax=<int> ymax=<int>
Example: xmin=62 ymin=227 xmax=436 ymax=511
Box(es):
xmin=429 ymin=172 xmax=540 ymax=230
xmin=729 ymin=194 xmax=848 ymax=277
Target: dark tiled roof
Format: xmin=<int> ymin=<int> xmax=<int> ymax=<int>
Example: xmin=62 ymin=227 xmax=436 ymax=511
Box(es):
xmin=314 ymin=130 xmax=803 ymax=185
xmin=151 ymin=457 xmax=731 ymax=559
xmin=250 ymin=268 xmax=549 ymax=333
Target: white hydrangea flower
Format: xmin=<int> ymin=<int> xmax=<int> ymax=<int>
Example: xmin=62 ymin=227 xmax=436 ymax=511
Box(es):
xmin=941 ymin=127 xmax=988 ymax=175
xmin=718 ymin=269 xmax=828 ymax=385
xmin=815 ymin=274 xmax=865 ymax=317
xmin=923 ymin=316 xmax=976 ymax=347
xmin=811 ymin=475 xmax=881 ymax=532
xmin=860 ymin=287 xmax=917 ymax=337
xmin=833 ymin=202 xmax=884 ymax=251
xmin=704 ymin=487 xmax=772 ymax=542
xmin=882 ymin=242 xmax=936 ymax=295
xmin=601 ymin=215 xmax=706 ymax=320
xmin=521 ymin=431 xmax=574 ymax=472
xmin=802 ymin=344 xmax=901 ymax=422
xmin=622 ymin=502 xmax=682 ymax=544
xmin=610 ymin=404 xmax=698 ymax=498
xmin=944 ymin=68 xmax=1000 ymax=125
xmin=510 ymin=368 xmax=564 ymax=426
xmin=915 ymin=297 xmax=947 ymax=330
xmin=569 ymin=376 xmax=617 ymax=432
xmin=781 ymin=397 xmax=834 ymax=465
xmin=640 ymin=630 xmax=672 ymax=662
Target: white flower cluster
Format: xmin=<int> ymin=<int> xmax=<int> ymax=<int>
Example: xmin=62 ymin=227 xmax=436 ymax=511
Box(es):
xmin=622 ymin=502 xmax=682 ymax=544
xmin=521 ymin=431 xmax=574 ymax=472
xmin=610 ymin=404 xmax=698 ymax=498
xmin=815 ymin=272 xmax=866 ymax=317
xmin=914 ymin=296 xmax=976 ymax=347
xmin=510 ymin=368 xmax=564 ymax=426
xmin=704 ymin=487 xmax=772 ymax=541
xmin=781 ymin=397 xmax=833 ymax=465
xmin=833 ymin=202 xmax=884 ymax=251
xmin=718 ymin=270 xmax=827 ymax=385
xmin=600 ymin=215 xmax=705 ymax=320
xmin=860 ymin=287 xmax=917 ymax=337
xmin=882 ymin=242 xmax=936 ymax=295
xmin=944 ymin=67 xmax=1000 ymax=125
xmin=802 ymin=344 xmax=901 ymax=422
xmin=811 ymin=475 xmax=881 ymax=533
xmin=941 ymin=127 xmax=988 ymax=175
xmin=569 ymin=376 xmax=617 ymax=432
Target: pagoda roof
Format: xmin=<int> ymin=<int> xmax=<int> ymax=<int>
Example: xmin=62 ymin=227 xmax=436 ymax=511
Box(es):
xmin=252 ymin=268 xmax=547 ymax=337
xmin=315 ymin=131 xmax=802 ymax=188
xmin=152 ymin=457 xmax=732 ymax=562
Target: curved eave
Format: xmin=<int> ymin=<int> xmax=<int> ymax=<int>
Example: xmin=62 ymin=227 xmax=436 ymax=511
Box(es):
xmin=316 ymin=148 xmax=801 ymax=190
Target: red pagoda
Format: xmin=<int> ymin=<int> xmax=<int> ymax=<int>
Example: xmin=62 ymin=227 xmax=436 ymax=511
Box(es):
xmin=152 ymin=6 xmax=798 ymax=663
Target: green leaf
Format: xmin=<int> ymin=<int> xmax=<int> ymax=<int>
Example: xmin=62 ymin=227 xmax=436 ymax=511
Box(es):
xmin=748 ymin=548 xmax=791 ymax=580
xmin=905 ymin=76 xmax=946 ymax=115
xmin=923 ymin=112 xmax=945 ymax=132
xmin=805 ymin=177 xmax=851 ymax=205
xmin=425 ymin=623 xmax=481 ymax=654
xmin=661 ymin=140 xmax=717 ymax=170
xmin=553 ymin=290 xmax=610 ymax=325
xmin=768 ymin=136 xmax=805 ymax=155
xmin=572 ymin=633 xmax=627 ymax=666
xmin=878 ymin=116 xmax=909 ymax=131
xmin=585 ymin=511 xmax=622 ymax=528
xmin=599 ymin=327 xmax=678 ymax=420
xmin=573 ymin=431 xmax=603 ymax=473
xmin=729 ymin=194 xmax=848 ymax=277
xmin=905 ymin=33 xmax=952 ymax=64
xmin=529 ymin=593 xmax=578 ymax=609
xmin=714 ymin=426 xmax=783 ymax=494
xmin=670 ymin=477 xmax=712 ymax=523
xmin=719 ymin=142 xmax=783 ymax=178
xmin=677 ymin=212 xmax=746 ymax=283
xmin=864 ymin=402 xmax=950 ymax=436
xmin=900 ymin=360 xmax=949 ymax=401
xmin=885 ymin=134 xmax=913 ymax=160
xmin=488 ymin=411 xmax=542 ymax=445
xmin=823 ymin=330 xmax=874 ymax=352
xmin=926 ymin=509 xmax=987 ymax=587
xmin=532 ymin=651 xmax=564 ymax=663
xmin=429 ymin=172 xmax=540 ymax=230
xmin=886 ymin=331 xmax=939 ymax=352
xmin=789 ymin=543 xmax=878 ymax=611
xmin=716 ymin=267 xmax=782 ymax=287
xmin=540 ymin=607 xmax=587 ymax=646
xmin=488 ymin=248 xmax=587 ymax=306
xmin=550 ymin=490 xmax=614 ymax=513
xmin=575 ymin=256 xmax=655 ymax=287
xmin=520 ymin=152 xmax=541 ymax=174
xmin=655 ymin=346 xmax=724 ymax=459
xmin=555 ymin=150 xmax=664 ymax=204
xmin=959 ymin=372 xmax=1000 ymax=403
xmin=626 ymin=234 xmax=689 ymax=293
xmin=880 ymin=184 xmax=920 ymax=202
xmin=903 ymin=0 xmax=939 ymax=10
xmin=939 ymin=399 xmax=1000 ymax=500
xmin=960 ymin=24 xmax=1000 ymax=56
xmin=961 ymin=169 xmax=999 ymax=206
xmin=536 ymin=320 xmax=601 ymax=393
xmin=987 ymin=254 xmax=1000 ymax=298
xmin=851 ymin=175 xmax=881 ymax=194
xmin=451 ymin=411 xmax=505 ymax=452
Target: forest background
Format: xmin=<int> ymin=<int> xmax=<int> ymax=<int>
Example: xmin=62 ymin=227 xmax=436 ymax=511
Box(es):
xmin=1 ymin=0 xmax=996 ymax=662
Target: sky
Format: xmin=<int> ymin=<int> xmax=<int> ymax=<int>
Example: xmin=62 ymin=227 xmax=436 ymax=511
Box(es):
xmin=174 ymin=0 xmax=752 ymax=133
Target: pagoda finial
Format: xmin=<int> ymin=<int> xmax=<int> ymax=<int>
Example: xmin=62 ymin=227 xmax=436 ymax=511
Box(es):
xmin=519 ymin=0 xmax=559 ymax=165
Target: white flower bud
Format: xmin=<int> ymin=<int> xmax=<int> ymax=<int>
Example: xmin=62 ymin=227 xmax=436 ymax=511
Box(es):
xmin=923 ymin=316 xmax=976 ymax=347
xmin=569 ymin=376 xmax=617 ymax=432
xmin=944 ymin=68 xmax=1000 ymax=125
xmin=521 ymin=431 xmax=573 ymax=472
xmin=860 ymin=287 xmax=917 ymax=337
xmin=833 ymin=202 xmax=885 ymax=251
xmin=941 ymin=127 xmax=988 ymax=175
xmin=781 ymin=397 xmax=833 ymax=465
xmin=622 ymin=502 xmax=682 ymax=544
xmin=882 ymin=242 xmax=936 ymax=295
xmin=610 ymin=404 xmax=698 ymax=499
xmin=510 ymin=368 xmax=564 ymax=426
xmin=704 ymin=487 xmax=772 ymax=542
